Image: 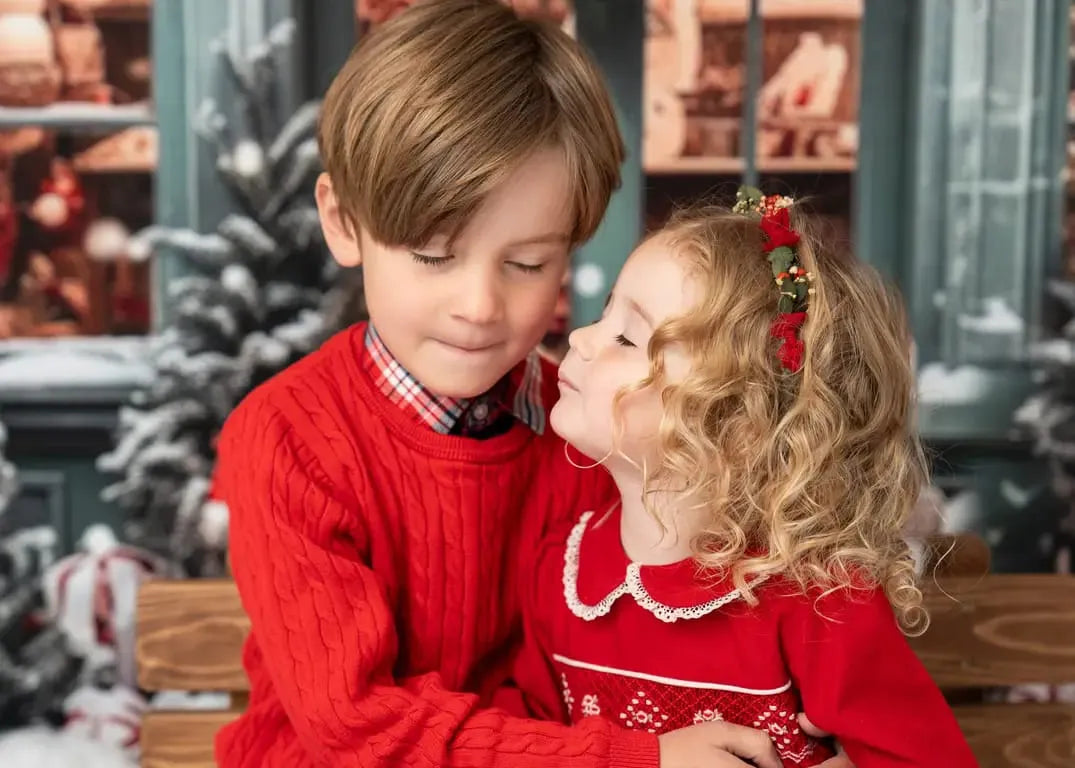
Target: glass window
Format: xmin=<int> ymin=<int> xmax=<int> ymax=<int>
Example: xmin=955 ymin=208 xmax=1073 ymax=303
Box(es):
xmin=355 ymin=0 xmax=574 ymax=34
xmin=644 ymin=0 xmax=860 ymax=244
xmin=0 ymin=0 xmax=154 ymax=339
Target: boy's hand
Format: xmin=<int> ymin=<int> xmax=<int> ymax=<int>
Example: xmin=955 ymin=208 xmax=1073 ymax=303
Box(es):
xmin=658 ymin=720 xmax=782 ymax=768
xmin=798 ymin=714 xmax=856 ymax=768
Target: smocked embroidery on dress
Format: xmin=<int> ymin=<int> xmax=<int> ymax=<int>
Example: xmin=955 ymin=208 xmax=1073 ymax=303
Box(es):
xmin=550 ymin=651 xmax=810 ymax=756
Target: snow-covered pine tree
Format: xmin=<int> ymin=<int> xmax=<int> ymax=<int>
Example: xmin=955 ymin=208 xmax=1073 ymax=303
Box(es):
xmin=1013 ymin=278 xmax=1075 ymax=574
xmin=97 ymin=19 xmax=356 ymax=576
xmin=0 ymin=421 xmax=80 ymax=728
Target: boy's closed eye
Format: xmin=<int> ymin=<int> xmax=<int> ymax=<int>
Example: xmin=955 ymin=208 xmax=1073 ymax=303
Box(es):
xmin=506 ymin=260 xmax=546 ymax=274
xmin=409 ymin=251 xmax=549 ymax=275
xmin=411 ymin=251 xmax=452 ymax=268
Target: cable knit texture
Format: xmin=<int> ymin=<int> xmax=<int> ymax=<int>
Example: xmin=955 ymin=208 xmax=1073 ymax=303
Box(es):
xmin=213 ymin=323 xmax=657 ymax=768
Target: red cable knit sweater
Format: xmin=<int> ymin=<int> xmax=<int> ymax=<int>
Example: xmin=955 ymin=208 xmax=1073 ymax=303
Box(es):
xmin=213 ymin=323 xmax=656 ymax=768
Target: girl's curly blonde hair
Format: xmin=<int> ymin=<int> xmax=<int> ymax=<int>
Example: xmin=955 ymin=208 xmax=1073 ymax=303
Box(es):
xmin=626 ymin=203 xmax=929 ymax=635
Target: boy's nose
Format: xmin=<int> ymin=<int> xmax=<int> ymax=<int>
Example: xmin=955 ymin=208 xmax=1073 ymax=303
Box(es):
xmin=452 ymin=273 xmax=504 ymax=325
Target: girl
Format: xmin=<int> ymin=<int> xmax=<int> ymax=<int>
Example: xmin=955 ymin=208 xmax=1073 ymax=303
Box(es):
xmin=514 ymin=189 xmax=979 ymax=767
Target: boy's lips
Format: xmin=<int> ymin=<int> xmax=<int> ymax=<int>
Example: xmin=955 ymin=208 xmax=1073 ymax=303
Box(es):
xmin=435 ymin=338 xmax=501 ymax=355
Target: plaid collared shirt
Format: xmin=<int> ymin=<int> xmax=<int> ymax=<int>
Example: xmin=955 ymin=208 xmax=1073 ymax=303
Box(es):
xmin=363 ymin=324 xmax=546 ymax=436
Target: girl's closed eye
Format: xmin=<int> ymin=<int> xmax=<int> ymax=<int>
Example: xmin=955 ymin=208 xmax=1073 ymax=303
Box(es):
xmin=615 ymin=333 xmax=635 ymax=348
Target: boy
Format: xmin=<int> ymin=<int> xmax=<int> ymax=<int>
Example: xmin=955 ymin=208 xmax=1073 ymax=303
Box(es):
xmin=214 ymin=2 xmax=849 ymax=767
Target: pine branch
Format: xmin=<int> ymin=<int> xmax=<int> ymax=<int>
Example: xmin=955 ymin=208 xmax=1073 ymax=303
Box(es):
xmin=264 ymin=282 xmax=321 ymax=313
xmin=263 ymin=137 xmax=320 ymax=220
xmin=272 ymin=309 xmax=326 ymax=354
xmin=217 ymin=214 xmax=279 ymax=262
xmin=238 ymin=331 xmax=291 ymax=370
xmin=133 ymin=227 xmax=237 ymax=270
xmin=0 ymin=643 xmax=39 ymax=698
xmin=0 ymin=580 xmax=37 ymax=637
xmin=278 ymin=207 xmax=323 ymax=251
xmin=16 ymin=625 xmax=80 ymax=708
xmin=268 ymin=101 xmax=320 ymax=169
xmin=221 ymin=264 xmax=262 ymax=315
xmin=171 ymin=476 xmax=213 ymax=559
xmin=98 ymin=401 xmax=211 ymax=475
xmin=156 ymin=349 xmax=243 ymax=389
xmin=193 ymin=97 xmax=233 ymax=154
xmin=173 ymin=299 xmax=243 ymax=343
xmin=213 ymin=38 xmax=258 ymax=139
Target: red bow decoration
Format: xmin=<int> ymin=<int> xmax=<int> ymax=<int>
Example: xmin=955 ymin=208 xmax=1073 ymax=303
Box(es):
xmin=770 ymin=311 xmax=807 ymax=372
xmin=759 ymin=207 xmax=800 ymax=253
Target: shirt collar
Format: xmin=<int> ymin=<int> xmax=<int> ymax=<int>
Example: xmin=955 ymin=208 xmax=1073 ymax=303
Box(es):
xmin=362 ymin=323 xmax=546 ymax=435
xmin=563 ymin=505 xmax=763 ymax=623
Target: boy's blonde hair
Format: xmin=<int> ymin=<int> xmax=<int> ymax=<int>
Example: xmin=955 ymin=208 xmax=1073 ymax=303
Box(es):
xmin=318 ymin=0 xmax=624 ymax=248
xmin=625 ymin=204 xmax=928 ymax=633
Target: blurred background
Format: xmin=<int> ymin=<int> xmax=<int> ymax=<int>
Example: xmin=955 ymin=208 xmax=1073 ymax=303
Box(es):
xmin=0 ymin=0 xmax=1072 ymax=763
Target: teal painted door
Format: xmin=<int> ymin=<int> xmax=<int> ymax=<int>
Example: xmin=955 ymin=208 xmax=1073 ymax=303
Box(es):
xmin=571 ymin=0 xmax=644 ymax=327
xmin=859 ymin=0 xmax=1070 ymax=441
xmin=858 ymin=0 xmax=1070 ymax=572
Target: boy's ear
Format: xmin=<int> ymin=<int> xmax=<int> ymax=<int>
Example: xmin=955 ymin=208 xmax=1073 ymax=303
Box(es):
xmin=316 ymin=172 xmax=362 ymax=267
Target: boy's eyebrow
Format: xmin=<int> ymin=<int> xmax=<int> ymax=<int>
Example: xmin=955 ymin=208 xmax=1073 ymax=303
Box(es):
xmin=506 ymin=233 xmax=571 ymax=247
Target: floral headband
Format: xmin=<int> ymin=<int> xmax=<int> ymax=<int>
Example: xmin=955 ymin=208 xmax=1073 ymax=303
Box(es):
xmin=732 ymin=185 xmax=814 ymax=372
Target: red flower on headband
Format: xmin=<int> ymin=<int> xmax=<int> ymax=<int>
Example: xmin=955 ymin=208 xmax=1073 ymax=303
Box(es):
xmin=770 ymin=311 xmax=807 ymax=371
xmin=759 ymin=208 xmax=800 ymax=253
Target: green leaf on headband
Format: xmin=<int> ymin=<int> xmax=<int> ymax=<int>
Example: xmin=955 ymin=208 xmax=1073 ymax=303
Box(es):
xmin=768 ymin=246 xmax=795 ymax=276
xmin=734 ymin=185 xmax=764 ymax=213
xmin=795 ymin=281 xmax=809 ymax=304
xmin=778 ymin=293 xmax=796 ymax=314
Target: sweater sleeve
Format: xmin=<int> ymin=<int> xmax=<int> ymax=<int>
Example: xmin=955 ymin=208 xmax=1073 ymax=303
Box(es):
xmin=779 ymin=587 xmax=979 ymax=768
xmin=218 ymin=398 xmax=658 ymax=768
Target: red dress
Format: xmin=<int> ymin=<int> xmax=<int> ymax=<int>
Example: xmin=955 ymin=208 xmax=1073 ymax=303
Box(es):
xmin=515 ymin=505 xmax=980 ymax=768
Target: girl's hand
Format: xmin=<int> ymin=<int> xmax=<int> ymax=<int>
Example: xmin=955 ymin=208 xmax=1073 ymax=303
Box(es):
xmin=658 ymin=720 xmax=782 ymax=768
xmin=798 ymin=714 xmax=856 ymax=768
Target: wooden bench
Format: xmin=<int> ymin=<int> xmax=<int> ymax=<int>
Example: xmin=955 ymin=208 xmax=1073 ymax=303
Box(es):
xmin=136 ymin=579 xmax=249 ymax=768
xmin=136 ymin=536 xmax=1075 ymax=768
xmin=909 ymin=573 xmax=1075 ymax=767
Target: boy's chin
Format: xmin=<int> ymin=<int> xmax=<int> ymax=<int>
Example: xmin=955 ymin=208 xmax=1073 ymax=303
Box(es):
xmin=413 ymin=367 xmax=500 ymax=400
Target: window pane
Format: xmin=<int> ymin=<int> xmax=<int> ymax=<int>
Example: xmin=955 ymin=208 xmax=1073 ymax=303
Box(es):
xmin=756 ymin=0 xmax=860 ymax=173
xmin=644 ymin=0 xmax=861 ymax=245
xmin=645 ymin=0 xmax=748 ymax=174
xmin=0 ymin=0 xmax=154 ymax=339
xmin=355 ymin=0 xmax=575 ymax=35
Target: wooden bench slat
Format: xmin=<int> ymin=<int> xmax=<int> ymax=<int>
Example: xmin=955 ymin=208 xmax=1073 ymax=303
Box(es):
xmin=141 ymin=709 xmax=241 ymax=768
xmin=952 ymin=703 xmax=1075 ymax=768
xmin=137 ymin=579 xmax=250 ymax=692
xmin=911 ymin=574 xmax=1075 ymax=687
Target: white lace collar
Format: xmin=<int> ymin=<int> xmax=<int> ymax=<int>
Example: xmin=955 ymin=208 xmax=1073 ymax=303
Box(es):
xmin=562 ymin=510 xmax=763 ymax=624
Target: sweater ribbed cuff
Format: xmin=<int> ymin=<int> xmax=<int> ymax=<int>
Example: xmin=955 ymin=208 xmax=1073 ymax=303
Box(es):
xmin=609 ymin=731 xmax=660 ymax=768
